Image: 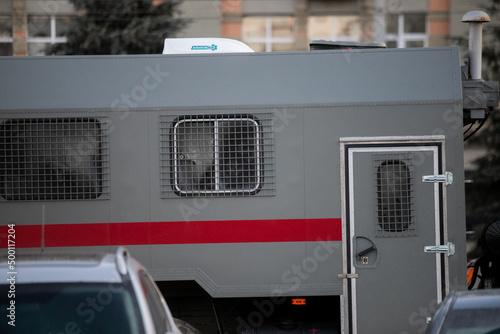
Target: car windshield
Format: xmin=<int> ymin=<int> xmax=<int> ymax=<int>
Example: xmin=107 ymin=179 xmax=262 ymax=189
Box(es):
xmin=0 ymin=282 xmax=144 ymax=334
xmin=440 ymin=307 xmax=500 ymax=334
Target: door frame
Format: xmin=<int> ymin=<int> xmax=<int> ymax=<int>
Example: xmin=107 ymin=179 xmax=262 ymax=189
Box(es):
xmin=339 ymin=135 xmax=449 ymax=334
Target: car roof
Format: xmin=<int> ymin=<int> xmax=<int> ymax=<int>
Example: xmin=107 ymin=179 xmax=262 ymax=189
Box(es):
xmin=451 ymin=289 xmax=500 ymax=309
xmin=0 ymin=251 xmax=127 ymax=284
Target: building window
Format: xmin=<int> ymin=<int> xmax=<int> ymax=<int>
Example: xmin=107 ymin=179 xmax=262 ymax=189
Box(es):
xmin=385 ymin=13 xmax=427 ymax=48
xmin=308 ymin=16 xmax=360 ymax=42
xmin=375 ymin=155 xmax=415 ymax=237
xmin=27 ymin=15 xmax=71 ymax=55
xmin=0 ymin=118 xmax=110 ymax=201
xmin=0 ymin=15 xmax=13 ymax=56
xmin=160 ymin=114 xmax=275 ymax=197
xmin=242 ymin=17 xmax=295 ymax=52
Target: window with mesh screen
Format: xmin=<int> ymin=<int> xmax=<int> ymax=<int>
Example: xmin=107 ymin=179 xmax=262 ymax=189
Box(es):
xmin=160 ymin=114 xmax=275 ymax=197
xmin=0 ymin=118 xmax=109 ymax=201
xmin=375 ymin=155 xmax=415 ymax=237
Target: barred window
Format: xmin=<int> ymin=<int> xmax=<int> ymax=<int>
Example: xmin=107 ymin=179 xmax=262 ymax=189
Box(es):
xmin=0 ymin=118 xmax=109 ymax=201
xmin=376 ymin=157 xmax=415 ymax=236
xmin=160 ymin=114 xmax=275 ymax=197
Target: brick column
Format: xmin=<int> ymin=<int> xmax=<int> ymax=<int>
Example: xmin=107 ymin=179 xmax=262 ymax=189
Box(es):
xmin=295 ymin=0 xmax=309 ymax=51
xmin=428 ymin=0 xmax=450 ymax=47
xmin=221 ymin=0 xmax=242 ymax=40
xmin=359 ymin=0 xmax=374 ymax=43
xmin=12 ymin=0 xmax=27 ymax=56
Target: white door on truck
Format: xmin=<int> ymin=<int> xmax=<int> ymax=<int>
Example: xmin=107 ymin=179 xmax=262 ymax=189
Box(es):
xmin=341 ymin=137 xmax=448 ymax=334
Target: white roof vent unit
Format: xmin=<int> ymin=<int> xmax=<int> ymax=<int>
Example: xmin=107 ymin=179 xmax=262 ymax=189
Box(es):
xmin=163 ymin=38 xmax=254 ymax=54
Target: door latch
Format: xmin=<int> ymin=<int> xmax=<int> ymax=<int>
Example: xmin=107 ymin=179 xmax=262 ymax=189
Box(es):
xmin=422 ymin=171 xmax=453 ymax=186
xmin=424 ymin=242 xmax=455 ymax=256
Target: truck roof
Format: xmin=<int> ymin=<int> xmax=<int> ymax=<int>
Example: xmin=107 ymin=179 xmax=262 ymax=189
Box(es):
xmin=0 ymin=47 xmax=462 ymax=111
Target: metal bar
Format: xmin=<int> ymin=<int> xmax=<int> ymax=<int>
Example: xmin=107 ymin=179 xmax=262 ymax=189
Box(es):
xmin=462 ymin=11 xmax=491 ymax=80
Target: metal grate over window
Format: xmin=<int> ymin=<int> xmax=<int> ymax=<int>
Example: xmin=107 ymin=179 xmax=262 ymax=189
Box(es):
xmin=374 ymin=153 xmax=415 ymax=237
xmin=0 ymin=118 xmax=109 ymax=201
xmin=160 ymin=114 xmax=275 ymax=197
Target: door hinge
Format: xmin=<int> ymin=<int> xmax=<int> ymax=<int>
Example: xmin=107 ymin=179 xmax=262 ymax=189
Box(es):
xmin=424 ymin=242 xmax=455 ymax=256
xmin=338 ymin=273 xmax=359 ymax=279
xmin=422 ymin=171 xmax=453 ymax=186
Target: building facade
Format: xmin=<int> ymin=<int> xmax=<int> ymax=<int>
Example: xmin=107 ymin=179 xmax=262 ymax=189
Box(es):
xmin=0 ymin=0 xmax=487 ymax=55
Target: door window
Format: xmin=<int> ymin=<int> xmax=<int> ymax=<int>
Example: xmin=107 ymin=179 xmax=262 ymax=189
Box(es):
xmin=375 ymin=154 xmax=415 ymax=237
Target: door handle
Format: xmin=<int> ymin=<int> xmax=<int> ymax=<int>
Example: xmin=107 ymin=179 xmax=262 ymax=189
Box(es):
xmin=353 ymin=236 xmax=379 ymax=267
xmin=357 ymin=245 xmax=376 ymax=257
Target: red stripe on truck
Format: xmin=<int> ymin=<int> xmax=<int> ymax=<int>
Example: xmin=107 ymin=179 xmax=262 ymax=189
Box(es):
xmin=0 ymin=218 xmax=342 ymax=249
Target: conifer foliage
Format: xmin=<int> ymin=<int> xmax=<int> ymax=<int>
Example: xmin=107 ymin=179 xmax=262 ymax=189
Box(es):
xmin=464 ymin=0 xmax=500 ymax=241
xmin=50 ymin=0 xmax=188 ymax=55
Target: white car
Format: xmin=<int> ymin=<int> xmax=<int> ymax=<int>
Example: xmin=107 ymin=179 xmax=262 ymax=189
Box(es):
xmin=0 ymin=247 xmax=181 ymax=334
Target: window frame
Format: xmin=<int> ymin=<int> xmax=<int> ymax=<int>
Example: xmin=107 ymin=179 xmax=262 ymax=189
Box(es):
xmin=307 ymin=15 xmax=361 ymax=42
xmin=171 ymin=116 xmax=262 ymax=196
xmin=139 ymin=271 xmax=172 ymax=334
xmin=385 ymin=13 xmax=428 ymax=48
xmin=242 ymin=16 xmax=296 ymax=52
xmin=27 ymin=15 xmax=70 ymax=56
xmin=374 ymin=155 xmax=416 ymax=237
xmin=0 ymin=117 xmax=110 ymax=201
xmin=0 ymin=15 xmax=13 ymax=56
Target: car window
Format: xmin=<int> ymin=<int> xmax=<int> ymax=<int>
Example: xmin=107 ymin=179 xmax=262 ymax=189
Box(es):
xmin=0 ymin=282 xmax=144 ymax=334
xmin=140 ymin=271 xmax=173 ymax=333
xmin=440 ymin=307 xmax=500 ymax=333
